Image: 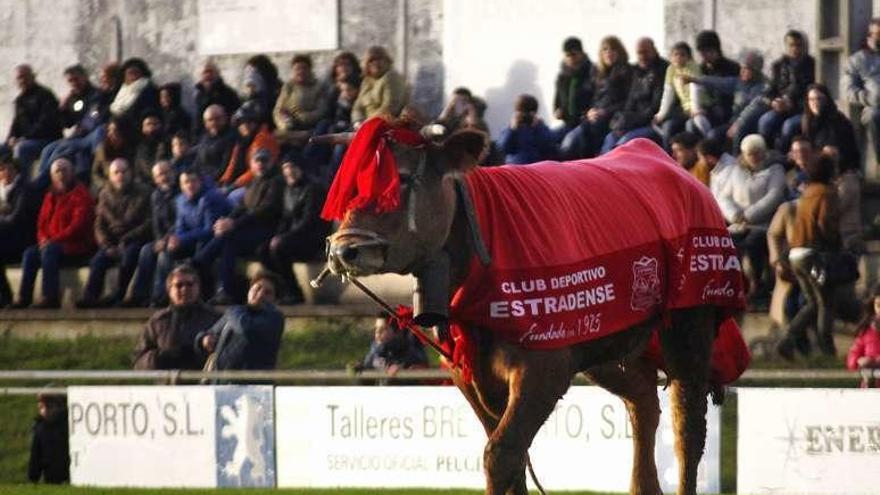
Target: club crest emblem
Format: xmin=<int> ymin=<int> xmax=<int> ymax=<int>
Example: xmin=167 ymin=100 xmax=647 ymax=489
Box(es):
xmin=630 ymin=256 xmax=661 ymax=311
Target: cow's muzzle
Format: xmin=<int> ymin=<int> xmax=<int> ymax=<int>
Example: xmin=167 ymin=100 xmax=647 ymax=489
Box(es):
xmin=326 ymin=228 xmax=389 ymax=276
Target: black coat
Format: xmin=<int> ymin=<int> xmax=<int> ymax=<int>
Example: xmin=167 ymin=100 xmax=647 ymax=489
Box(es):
xmin=193 ymin=127 xmax=237 ymax=181
xmin=59 ymin=84 xmax=109 ymax=137
xmin=276 ymin=179 xmax=330 ymax=255
xmin=231 ymin=172 xmax=284 ymax=231
xmin=196 ymin=304 xmax=284 ymax=370
xmin=8 ymin=83 xmax=62 ymax=141
xmin=193 ymin=78 xmax=241 ymax=135
xmin=591 ymin=63 xmax=634 ymax=116
xmin=113 ymin=82 xmax=160 ymax=129
xmin=611 ymin=57 xmax=669 ymax=133
xmin=804 ymin=110 xmax=860 ymax=169
xmin=554 ymin=59 xmax=594 ymax=128
xmin=701 ymin=56 xmax=740 ymax=119
xmin=765 ymin=55 xmax=816 ymax=111
xmin=28 ymin=412 xmax=69 ymax=484
xmin=151 ymin=185 xmax=178 ymax=240
xmin=0 ymin=176 xmax=41 ymax=254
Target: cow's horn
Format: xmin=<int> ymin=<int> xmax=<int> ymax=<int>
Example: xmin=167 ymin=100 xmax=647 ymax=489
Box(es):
xmin=309 ymin=132 xmax=355 ymax=146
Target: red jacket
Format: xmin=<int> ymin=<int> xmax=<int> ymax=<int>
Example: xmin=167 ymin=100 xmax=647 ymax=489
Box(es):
xmin=218 ymin=125 xmax=279 ymax=189
xmin=37 ymin=182 xmax=96 ymax=256
xmin=847 ymin=324 xmax=880 ymax=370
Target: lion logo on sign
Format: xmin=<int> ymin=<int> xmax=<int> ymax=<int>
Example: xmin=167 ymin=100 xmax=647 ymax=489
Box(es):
xmin=630 ymin=256 xmax=661 ymax=311
xmin=220 ymin=395 xmax=268 ymax=486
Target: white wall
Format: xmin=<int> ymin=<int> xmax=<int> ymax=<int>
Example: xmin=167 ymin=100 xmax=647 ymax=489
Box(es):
xmin=443 ymin=0 xmax=665 ymax=139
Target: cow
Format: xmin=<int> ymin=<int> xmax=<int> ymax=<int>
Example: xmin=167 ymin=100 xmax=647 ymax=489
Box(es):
xmin=320 ymin=117 xmax=746 ymax=495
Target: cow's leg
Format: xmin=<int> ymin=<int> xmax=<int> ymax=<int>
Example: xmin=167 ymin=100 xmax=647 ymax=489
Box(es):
xmin=484 ymin=350 xmax=572 ymax=495
xmin=586 ymin=358 xmax=662 ymax=495
xmin=660 ymin=307 xmax=715 ymax=495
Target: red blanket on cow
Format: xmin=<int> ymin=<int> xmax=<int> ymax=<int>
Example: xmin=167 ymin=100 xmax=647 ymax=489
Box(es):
xmin=448 ymin=139 xmax=747 ymax=379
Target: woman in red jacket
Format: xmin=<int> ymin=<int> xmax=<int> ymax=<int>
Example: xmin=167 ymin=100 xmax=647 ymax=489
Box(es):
xmin=847 ymin=285 xmax=880 ymax=388
xmin=11 ymin=158 xmax=95 ymax=308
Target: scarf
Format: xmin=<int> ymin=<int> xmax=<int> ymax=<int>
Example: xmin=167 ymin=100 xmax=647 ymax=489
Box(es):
xmin=110 ymin=77 xmax=150 ymax=116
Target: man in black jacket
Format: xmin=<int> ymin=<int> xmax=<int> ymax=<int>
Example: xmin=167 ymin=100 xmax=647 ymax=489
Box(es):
xmin=28 ymin=392 xmax=69 ymax=484
xmin=260 ymin=160 xmax=329 ymax=304
xmin=193 ymin=61 xmax=241 ymax=138
xmin=4 ymin=65 xmax=62 ymax=171
xmin=195 ymin=148 xmax=283 ymax=303
xmin=759 ymin=30 xmax=816 ymax=151
xmin=696 ymin=30 xmax=741 ymax=124
xmin=193 ymin=104 xmax=237 ymax=183
xmin=553 ymin=37 xmax=593 ymax=136
xmin=0 ymin=152 xmax=41 ymax=307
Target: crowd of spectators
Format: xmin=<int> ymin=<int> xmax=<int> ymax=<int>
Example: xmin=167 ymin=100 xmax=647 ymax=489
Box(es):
xmin=1 ymin=22 xmax=880 ymax=369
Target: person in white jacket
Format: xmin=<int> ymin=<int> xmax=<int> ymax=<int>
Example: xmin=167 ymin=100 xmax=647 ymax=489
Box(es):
xmin=696 ymin=136 xmax=748 ymax=207
xmin=718 ymin=134 xmax=786 ymax=301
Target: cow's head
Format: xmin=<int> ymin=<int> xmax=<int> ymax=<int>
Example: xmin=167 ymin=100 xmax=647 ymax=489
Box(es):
xmin=324 ymin=121 xmax=487 ymax=279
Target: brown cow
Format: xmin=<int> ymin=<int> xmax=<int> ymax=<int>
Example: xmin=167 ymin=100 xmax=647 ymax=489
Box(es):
xmin=322 ymin=122 xmax=739 ymax=495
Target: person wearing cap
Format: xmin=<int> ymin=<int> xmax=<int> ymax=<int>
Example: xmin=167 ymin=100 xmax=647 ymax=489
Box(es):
xmin=351 ymin=46 xmax=410 ymax=124
xmin=217 ymin=100 xmax=279 ymax=192
xmin=109 ymin=57 xmax=160 ymax=127
xmin=759 ymin=30 xmax=816 ymax=152
xmin=28 ymin=390 xmax=69 ymax=484
xmin=0 ymin=151 xmax=41 ymax=307
xmin=4 ymin=64 xmax=62 ymax=170
xmin=195 ymin=147 xmax=284 ymax=304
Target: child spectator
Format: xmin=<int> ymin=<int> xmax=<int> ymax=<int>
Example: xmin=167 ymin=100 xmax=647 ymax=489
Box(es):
xmin=497 ymin=94 xmax=556 ymax=164
xmin=28 ymin=391 xmax=69 ymax=484
xmin=847 ymin=285 xmax=880 ymax=387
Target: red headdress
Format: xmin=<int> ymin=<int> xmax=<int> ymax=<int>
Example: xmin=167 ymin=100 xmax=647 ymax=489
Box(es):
xmin=321 ymin=117 xmax=426 ymax=221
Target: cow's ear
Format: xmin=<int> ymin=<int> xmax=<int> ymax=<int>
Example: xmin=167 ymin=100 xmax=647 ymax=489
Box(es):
xmin=441 ymin=130 xmax=487 ymax=171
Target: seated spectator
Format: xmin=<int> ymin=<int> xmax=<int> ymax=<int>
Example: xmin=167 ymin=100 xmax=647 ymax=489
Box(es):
xmin=0 ymin=152 xmax=40 ymax=307
xmin=109 ymin=58 xmax=160 ymax=128
xmin=553 ymin=36 xmax=594 ymax=138
xmin=192 ymin=59 xmax=240 ymax=137
xmin=158 ymin=82 xmax=191 ymax=137
xmin=670 ymin=131 xmax=705 ymax=183
xmin=696 ymin=136 xmax=745 ymax=204
xmin=695 ymin=30 xmax=740 ymax=125
xmin=309 ymin=77 xmax=360 ymax=184
xmin=776 ymin=156 xmax=841 ymax=359
xmin=12 ymin=158 xmax=95 ymax=308
xmin=717 ymin=134 xmax=786 ymax=301
xmin=133 ymin=110 xmax=170 ymax=185
xmin=326 ymin=51 xmax=363 ymax=92
xmin=90 ymin=117 xmax=135 ymax=194
xmin=4 ymin=64 xmax=61 ymax=171
xmin=76 ymin=158 xmax=151 ymax=308
xmin=127 ymin=161 xmax=178 ymax=307
xmin=351 ymin=46 xmax=409 ymax=124
xmin=847 ymin=285 xmax=880 ymax=387
xmin=682 ymin=50 xmax=769 ymax=151
xmin=786 ymin=135 xmax=813 ymax=198
xmin=243 ymin=55 xmax=282 ymax=126
xmin=824 ymin=146 xmax=865 ymax=254
xmin=169 ymin=131 xmax=195 ymax=172
xmin=801 ymin=83 xmax=860 ymax=170
xmin=273 ymin=54 xmax=328 ymax=147
xmin=196 ymin=149 xmax=283 ymax=303
xmin=196 ymin=271 xmax=284 ymax=371
xmin=759 ymin=30 xmax=815 ymax=152
xmin=497 ymin=94 xmax=556 ymax=164
xmin=602 ymin=37 xmax=668 ymax=153
xmin=192 ymin=105 xmax=237 ymax=183
xmin=560 ymin=35 xmax=632 ymax=159
xmin=133 ymin=264 xmax=221 ymax=370
xmin=845 ymin=18 xmax=880 ymax=163
xmin=259 ymin=160 xmax=329 ymax=304
xmin=653 ymin=42 xmax=711 ymax=148
xmin=435 ymin=87 xmax=480 ymax=135
xmin=152 ymin=169 xmax=230 ymax=306
xmin=355 ymin=311 xmax=428 ymax=376
xmin=218 ymin=101 xmax=280 ymax=192
xmin=35 ymin=64 xmax=109 ymax=189
xmin=27 ymin=391 xmax=69 ymax=484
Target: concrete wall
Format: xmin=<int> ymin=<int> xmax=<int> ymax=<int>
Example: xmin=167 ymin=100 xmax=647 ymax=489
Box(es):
xmin=0 ymin=0 xmax=444 ymax=132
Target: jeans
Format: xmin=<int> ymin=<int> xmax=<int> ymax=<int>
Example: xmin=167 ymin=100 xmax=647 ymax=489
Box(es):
xmin=864 ymin=106 xmax=880 ymax=161
xmin=81 ymin=243 xmax=143 ymax=301
xmin=731 ymin=227 xmax=769 ymax=293
xmin=35 ymin=126 xmax=105 ymax=189
xmin=129 ymin=242 xmax=159 ymax=303
xmin=656 ymin=116 xmax=687 ymax=151
xmin=19 ymin=243 xmax=63 ymax=303
xmin=600 ymin=127 xmax=659 ymax=154
xmin=194 ymin=223 xmax=273 ymax=300
xmin=758 ymin=110 xmax=801 ymax=152
xmin=783 ymin=253 xmax=836 ymax=356
xmin=559 ymin=118 xmax=610 ymax=159
xmin=12 ymin=139 xmax=51 ymax=173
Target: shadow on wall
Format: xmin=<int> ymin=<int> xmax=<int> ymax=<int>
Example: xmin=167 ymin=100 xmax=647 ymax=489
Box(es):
xmin=484 ymin=60 xmax=544 ymax=138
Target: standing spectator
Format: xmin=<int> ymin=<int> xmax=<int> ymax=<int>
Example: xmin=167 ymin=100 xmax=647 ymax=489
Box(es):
xmin=90 ymin=117 xmax=135 ymax=194
xmin=132 ymin=111 xmax=170 ymax=185
xmin=218 ymin=101 xmax=279 ymax=192
xmin=109 ymin=58 xmax=160 ymax=128
xmin=4 ymin=64 xmax=61 ymax=170
xmin=695 ymin=30 xmax=741 ymax=124
xmin=192 ymin=105 xmax=237 ymax=183
xmin=152 ymin=169 xmax=230 ymax=306
xmin=133 ymin=264 xmax=221 ymax=370
xmin=197 ymin=149 xmax=283 ymax=303
xmin=845 ymin=18 xmax=880 ymax=162
xmin=196 ymin=271 xmax=285 ymax=371
xmin=603 ymin=37 xmax=668 ymax=153
xmin=35 ymin=64 xmax=109 ymax=189
xmin=12 ymin=158 xmax=95 ymax=308
xmin=697 ymin=136 xmax=746 ymax=205
xmin=776 ymin=156 xmax=841 ymax=359
xmin=847 ymin=285 xmax=880 ymax=387
xmin=0 ymin=152 xmax=40 ymax=307
xmin=27 ymin=391 xmax=69 ymax=484
xmin=273 ymin=54 xmax=328 ymax=147
xmin=76 ymin=158 xmax=151 ymax=308
xmin=553 ymin=37 xmax=594 ymax=137
xmin=759 ymin=30 xmax=815 ymax=152
xmin=193 ymin=60 xmax=240 ymax=137
xmin=669 ymin=131 xmax=704 ymax=182
xmin=351 ymin=46 xmax=410 ymax=124
xmin=260 ymin=160 xmax=329 ymax=304
xmin=497 ymin=94 xmax=556 ymax=164
xmin=654 ymin=42 xmax=711 ymax=148
xmin=801 ymin=83 xmax=860 ymax=170
xmin=127 ymin=161 xmax=178 ymax=307
xmin=158 ymin=83 xmax=192 ymax=138
xmin=355 ymin=311 xmax=428 ymax=376
xmin=561 ymin=36 xmax=633 ymax=159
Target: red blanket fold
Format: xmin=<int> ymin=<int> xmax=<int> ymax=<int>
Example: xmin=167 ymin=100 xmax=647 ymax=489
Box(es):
xmin=448 ymin=138 xmax=747 ymax=381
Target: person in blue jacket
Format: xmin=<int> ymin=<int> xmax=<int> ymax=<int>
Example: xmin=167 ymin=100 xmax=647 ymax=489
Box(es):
xmin=497 ymin=94 xmax=557 ymax=164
